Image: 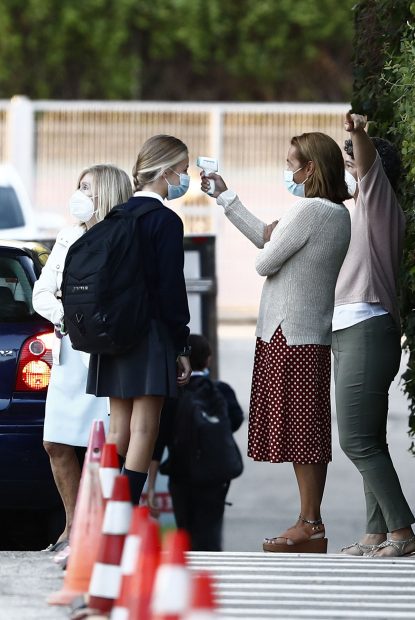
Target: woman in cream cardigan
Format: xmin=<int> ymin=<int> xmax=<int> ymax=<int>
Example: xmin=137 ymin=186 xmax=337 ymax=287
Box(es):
xmin=201 ymin=132 xmax=351 ymax=553
xmin=33 ymin=164 xmax=132 ymax=551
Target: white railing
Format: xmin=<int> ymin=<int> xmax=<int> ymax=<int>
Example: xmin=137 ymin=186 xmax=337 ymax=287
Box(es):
xmin=1 ymin=97 xmax=349 ymax=318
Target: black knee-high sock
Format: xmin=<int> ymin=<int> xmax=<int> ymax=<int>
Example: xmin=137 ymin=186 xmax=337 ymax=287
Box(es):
xmin=117 ymin=453 xmax=125 ymax=471
xmin=122 ymin=467 xmax=148 ymax=505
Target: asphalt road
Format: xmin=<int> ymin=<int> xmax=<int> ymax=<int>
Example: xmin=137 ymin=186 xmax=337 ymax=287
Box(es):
xmin=219 ymin=324 xmax=415 ymax=554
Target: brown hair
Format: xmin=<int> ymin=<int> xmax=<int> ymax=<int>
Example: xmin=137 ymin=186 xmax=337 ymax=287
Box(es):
xmin=132 ymin=134 xmax=188 ymax=192
xmin=291 ymin=132 xmax=349 ymax=204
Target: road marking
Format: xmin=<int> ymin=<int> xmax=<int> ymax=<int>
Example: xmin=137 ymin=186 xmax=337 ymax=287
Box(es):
xmin=187 ymin=552 xmax=415 ymax=619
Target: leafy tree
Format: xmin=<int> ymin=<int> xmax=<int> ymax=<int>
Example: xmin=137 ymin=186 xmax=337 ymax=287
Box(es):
xmin=0 ymin=0 xmax=355 ymax=100
xmin=0 ymin=0 xmax=140 ymax=98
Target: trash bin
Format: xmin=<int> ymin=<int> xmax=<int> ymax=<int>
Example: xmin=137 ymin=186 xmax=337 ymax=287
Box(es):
xmin=184 ymin=234 xmax=218 ymax=378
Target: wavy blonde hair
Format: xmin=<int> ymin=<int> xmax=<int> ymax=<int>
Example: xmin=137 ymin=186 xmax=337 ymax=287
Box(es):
xmin=132 ymin=135 xmax=188 ymax=191
xmin=291 ymin=132 xmax=349 ymax=204
xmin=77 ymin=164 xmax=132 ymax=222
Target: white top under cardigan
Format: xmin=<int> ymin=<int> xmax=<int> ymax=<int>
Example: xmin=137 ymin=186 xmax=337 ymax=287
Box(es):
xmin=217 ymin=191 xmax=351 ymax=346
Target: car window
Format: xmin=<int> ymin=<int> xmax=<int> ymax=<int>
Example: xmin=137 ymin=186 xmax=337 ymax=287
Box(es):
xmin=0 ymin=256 xmax=36 ymax=322
xmin=0 ymin=187 xmax=25 ymax=229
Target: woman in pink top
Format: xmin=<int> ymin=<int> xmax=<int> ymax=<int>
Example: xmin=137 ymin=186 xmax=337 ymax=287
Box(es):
xmin=332 ymin=113 xmax=415 ymax=557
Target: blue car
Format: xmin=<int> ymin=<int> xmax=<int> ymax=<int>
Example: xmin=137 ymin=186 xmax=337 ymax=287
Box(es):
xmin=0 ymin=240 xmax=62 ymax=548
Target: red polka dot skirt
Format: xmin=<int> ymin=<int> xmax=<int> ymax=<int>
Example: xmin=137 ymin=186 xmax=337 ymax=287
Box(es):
xmin=248 ymin=327 xmax=331 ymax=464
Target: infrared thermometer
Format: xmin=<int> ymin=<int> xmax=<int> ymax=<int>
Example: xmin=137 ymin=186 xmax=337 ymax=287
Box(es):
xmin=197 ymin=156 xmax=218 ymax=195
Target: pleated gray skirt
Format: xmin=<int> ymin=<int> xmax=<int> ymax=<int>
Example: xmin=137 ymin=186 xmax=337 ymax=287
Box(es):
xmin=86 ymin=320 xmax=177 ymax=399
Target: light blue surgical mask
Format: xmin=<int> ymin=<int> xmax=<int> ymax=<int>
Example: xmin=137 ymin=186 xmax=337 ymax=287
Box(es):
xmin=283 ymin=165 xmax=306 ymax=197
xmin=165 ymin=169 xmax=190 ymax=201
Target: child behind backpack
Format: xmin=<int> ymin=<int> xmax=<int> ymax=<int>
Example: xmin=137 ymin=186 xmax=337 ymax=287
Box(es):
xmin=150 ymin=334 xmax=244 ymax=551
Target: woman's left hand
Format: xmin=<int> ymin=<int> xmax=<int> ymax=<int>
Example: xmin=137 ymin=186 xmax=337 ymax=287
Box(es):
xmin=176 ymin=355 xmax=192 ymax=386
xmin=264 ymin=220 xmax=279 ymax=243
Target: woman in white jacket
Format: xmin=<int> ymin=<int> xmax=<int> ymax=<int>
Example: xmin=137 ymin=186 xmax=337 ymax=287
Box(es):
xmin=33 ymin=164 xmax=132 ymax=551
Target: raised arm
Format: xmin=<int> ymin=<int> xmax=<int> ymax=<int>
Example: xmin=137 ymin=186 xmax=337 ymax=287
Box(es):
xmin=345 ymin=112 xmax=377 ymax=179
xmin=201 ymin=172 xmax=267 ymax=248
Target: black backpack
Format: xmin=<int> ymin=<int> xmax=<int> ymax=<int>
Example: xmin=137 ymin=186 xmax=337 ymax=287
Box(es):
xmin=166 ymin=376 xmax=244 ymax=485
xmin=61 ymin=201 xmax=161 ymax=355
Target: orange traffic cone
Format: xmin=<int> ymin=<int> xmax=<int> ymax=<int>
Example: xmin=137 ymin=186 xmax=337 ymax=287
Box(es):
xmin=183 ymin=572 xmax=220 ymax=620
xmin=85 ymin=419 xmax=106 ymax=465
xmin=151 ymin=529 xmax=191 ymax=620
xmin=111 ymin=505 xmax=150 ymax=619
xmin=47 ymin=421 xmax=107 ymax=605
xmin=99 ymin=442 xmax=120 ymax=501
xmin=47 ymin=461 xmax=105 ymax=605
xmin=88 ymin=475 xmax=132 ymax=613
xmin=123 ymin=517 xmax=161 ymax=620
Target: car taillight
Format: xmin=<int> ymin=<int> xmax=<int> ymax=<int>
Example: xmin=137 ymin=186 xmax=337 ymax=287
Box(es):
xmin=15 ymin=331 xmax=54 ymax=391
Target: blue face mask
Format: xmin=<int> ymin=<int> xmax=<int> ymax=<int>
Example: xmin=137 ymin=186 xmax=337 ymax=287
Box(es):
xmin=165 ymin=169 xmax=190 ymax=201
xmin=283 ymin=165 xmax=306 ymax=197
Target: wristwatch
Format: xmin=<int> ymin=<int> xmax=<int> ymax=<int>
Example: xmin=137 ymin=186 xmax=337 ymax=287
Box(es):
xmin=177 ymin=345 xmax=192 ymax=357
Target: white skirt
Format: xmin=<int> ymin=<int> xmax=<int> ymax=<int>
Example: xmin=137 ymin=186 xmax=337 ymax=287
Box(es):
xmin=43 ymin=335 xmax=109 ymax=446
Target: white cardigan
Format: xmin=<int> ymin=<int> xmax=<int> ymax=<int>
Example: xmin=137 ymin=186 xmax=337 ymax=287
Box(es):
xmin=32 ymin=225 xmax=84 ymax=361
xmin=219 ymin=193 xmax=351 ymax=346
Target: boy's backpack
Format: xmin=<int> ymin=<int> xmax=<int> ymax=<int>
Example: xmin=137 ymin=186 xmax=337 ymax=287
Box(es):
xmin=61 ymin=201 xmax=161 ymax=355
xmin=167 ymin=376 xmax=244 ymax=485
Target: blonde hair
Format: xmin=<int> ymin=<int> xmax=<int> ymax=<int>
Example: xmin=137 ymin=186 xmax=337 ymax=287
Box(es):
xmin=132 ymin=135 xmax=188 ymax=191
xmin=291 ymin=132 xmax=349 ymax=204
xmin=77 ymin=164 xmax=132 ymax=222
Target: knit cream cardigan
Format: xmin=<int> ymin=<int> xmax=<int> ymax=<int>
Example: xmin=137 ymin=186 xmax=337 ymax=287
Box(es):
xmin=219 ymin=194 xmax=351 ymax=345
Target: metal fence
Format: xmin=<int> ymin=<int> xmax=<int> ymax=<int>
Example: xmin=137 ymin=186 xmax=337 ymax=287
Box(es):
xmin=1 ymin=98 xmax=349 ymax=317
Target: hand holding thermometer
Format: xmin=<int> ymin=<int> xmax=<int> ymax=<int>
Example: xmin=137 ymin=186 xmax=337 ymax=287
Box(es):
xmin=197 ymin=156 xmax=218 ymax=195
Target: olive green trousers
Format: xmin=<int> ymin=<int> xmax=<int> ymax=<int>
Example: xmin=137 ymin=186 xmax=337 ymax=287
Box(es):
xmin=332 ymin=314 xmax=414 ymax=533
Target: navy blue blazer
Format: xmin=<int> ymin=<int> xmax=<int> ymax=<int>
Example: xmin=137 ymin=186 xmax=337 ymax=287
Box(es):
xmin=124 ymin=196 xmax=190 ymax=352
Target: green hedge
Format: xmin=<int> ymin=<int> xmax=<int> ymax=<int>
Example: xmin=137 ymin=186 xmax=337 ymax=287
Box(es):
xmin=352 ymin=0 xmax=415 ymax=452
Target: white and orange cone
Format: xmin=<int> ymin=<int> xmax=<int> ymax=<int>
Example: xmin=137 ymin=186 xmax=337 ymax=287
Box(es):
xmin=88 ymin=474 xmax=132 ymax=613
xmin=125 ymin=517 xmax=161 ymax=620
xmin=99 ymin=442 xmax=120 ymax=502
xmin=183 ymin=572 xmax=221 ymax=620
xmin=85 ymin=419 xmax=106 ymax=466
xmin=150 ymin=529 xmax=191 ymax=620
xmin=47 ymin=421 xmax=107 ymax=605
xmin=111 ymin=505 xmax=150 ymax=619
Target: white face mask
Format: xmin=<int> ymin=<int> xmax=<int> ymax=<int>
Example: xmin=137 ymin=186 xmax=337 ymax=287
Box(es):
xmin=345 ymin=169 xmax=357 ymax=198
xmin=69 ymin=190 xmax=96 ymax=222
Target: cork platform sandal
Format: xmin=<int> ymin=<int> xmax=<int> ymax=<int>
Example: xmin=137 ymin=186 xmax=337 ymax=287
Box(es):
xmin=263 ymin=515 xmax=328 ymax=553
